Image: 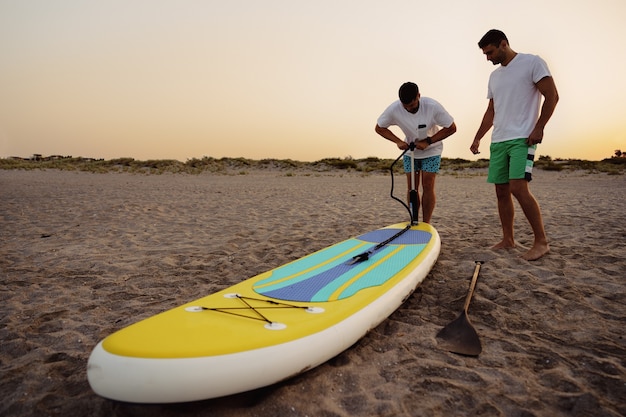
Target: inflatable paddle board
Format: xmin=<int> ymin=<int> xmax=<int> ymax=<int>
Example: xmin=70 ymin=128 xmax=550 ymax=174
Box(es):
xmin=87 ymin=221 xmax=440 ymax=403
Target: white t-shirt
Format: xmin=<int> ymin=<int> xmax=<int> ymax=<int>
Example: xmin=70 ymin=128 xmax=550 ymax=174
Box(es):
xmin=488 ymin=53 xmax=552 ymax=143
xmin=377 ymin=96 xmax=454 ymax=159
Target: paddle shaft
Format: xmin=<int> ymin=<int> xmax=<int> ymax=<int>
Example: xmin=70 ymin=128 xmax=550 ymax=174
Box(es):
xmin=463 ymin=261 xmax=483 ymax=313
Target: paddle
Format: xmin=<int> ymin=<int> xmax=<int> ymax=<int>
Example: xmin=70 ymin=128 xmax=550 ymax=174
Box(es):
xmin=436 ymin=261 xmax=484 ymax=356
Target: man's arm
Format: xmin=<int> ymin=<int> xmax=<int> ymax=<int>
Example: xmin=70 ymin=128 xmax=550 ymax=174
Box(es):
xmin=470 ymin=99 xmax=494 ymax=154
xmin=375 ymin=124 xmax=409 ymax=150
xmin=415 ymin=122 xmax=457 ymax=150
xmin=431 ymin=122 xmax=457 ymax=143
xmin=527 ymin=76 xmax=559 ymax=145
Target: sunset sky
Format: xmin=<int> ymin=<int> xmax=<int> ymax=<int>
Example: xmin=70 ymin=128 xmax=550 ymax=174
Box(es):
xmin=1 ymin=0 xmax=624 ymax=162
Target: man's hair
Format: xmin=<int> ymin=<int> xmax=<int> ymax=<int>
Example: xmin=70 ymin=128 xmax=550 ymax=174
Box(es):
xmin=399 ymin=82 xmax=419 ymax=104
xmin=478 ymin=29 xmax=508 ymax=48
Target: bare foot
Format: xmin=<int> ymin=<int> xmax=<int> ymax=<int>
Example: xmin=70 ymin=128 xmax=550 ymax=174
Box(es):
xmin=521 ymin=243 xmax=550 ymax=261
xmin=491 ymin=239 xmax=515 ymax=250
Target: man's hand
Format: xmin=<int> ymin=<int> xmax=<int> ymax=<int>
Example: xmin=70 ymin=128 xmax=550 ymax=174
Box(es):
xmin=470 ymin=138 xmax=481 ymax=154
xmin=415 ymin=140 xmax=429 ymax=151
xmin=526 ymin=127 xmax=544 ymax=145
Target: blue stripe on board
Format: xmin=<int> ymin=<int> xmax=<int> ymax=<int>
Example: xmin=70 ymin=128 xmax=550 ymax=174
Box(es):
xmin=257 ymin=244 xmax=392 ymax=302
xmin=314 ymin=244 xmax=425 ymax=301
xmin=254 ymin=228 xmax=432 ymax=302
xmin=253 ymin=239 xmax=365 ymax=290
xmin=357 ymin=229 xmax=431 ymax=245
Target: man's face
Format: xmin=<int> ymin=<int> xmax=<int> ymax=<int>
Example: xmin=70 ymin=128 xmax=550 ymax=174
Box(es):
xmin=482 ymin=41 xmax=507 ymax=65
xmin=402 ymin=95 xmax=420 ymax=114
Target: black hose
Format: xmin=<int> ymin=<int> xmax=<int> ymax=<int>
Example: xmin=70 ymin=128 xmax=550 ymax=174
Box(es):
xmin=389 ymin=147 xmax=414 ymax=224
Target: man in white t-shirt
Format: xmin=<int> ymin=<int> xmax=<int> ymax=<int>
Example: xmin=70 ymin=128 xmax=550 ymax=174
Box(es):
xmin=375 ymin=82 xmax=456 ymax=223
xmin=471 ymin=29 xmax=559 ymax=261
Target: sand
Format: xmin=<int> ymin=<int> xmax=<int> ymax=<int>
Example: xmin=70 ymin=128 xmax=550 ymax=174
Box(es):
xmin=1 ymin=168 xmax=624 ymax=417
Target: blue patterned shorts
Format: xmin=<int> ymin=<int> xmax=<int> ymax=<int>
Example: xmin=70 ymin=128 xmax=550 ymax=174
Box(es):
xmin=403 ymin=155 xmax=441 ymax=173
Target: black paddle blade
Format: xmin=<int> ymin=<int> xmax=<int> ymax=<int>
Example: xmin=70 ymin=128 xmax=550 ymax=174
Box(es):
xmin=436 ymin=312 xmax=482 ymax=356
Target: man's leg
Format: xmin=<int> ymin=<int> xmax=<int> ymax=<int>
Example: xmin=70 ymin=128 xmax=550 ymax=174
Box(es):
xmin=421 ymin=171 xmax=437 ymax=223
xmin=493 ymin=183 xmax=516 ymax=249
xmin=510 ymin=179 xmax=550 ymax=260
xmin=419 ymin=155 xmax=441 ymax=224
xmin=487 ymin=142 xmax=515 ymax=249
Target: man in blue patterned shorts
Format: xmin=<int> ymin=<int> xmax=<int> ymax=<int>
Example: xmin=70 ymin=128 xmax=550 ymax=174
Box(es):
xmin=471 ymin=29 xmax=559 ymax=261
xmin=375 ymin=82 xmax=457 ymax=223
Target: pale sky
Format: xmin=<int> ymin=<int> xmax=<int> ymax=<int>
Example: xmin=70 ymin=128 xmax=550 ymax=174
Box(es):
xmin=1 ymin=0 xmax=624 ymax=162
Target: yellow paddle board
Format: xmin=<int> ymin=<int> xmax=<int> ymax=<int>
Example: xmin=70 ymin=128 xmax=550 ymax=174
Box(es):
xmin=87 ymin=221 xmax=440 ymax=403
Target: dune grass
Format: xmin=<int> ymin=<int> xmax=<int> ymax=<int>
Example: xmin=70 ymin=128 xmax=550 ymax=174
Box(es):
xmin=1 ymin=155 xmax=624 ymax=175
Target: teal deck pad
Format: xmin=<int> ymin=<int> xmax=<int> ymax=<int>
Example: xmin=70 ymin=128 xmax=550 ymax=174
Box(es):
xmin=254 ymin=228 xmax=431 ymax=302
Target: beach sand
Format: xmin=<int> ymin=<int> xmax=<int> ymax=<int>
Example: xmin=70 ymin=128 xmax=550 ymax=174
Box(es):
xmin=1 ymin=168 xmax=624 ymax=417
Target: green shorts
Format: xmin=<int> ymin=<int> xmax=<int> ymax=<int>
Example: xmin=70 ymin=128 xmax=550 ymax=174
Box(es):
xmin=488 ymin=138 xmax=536 ymax=184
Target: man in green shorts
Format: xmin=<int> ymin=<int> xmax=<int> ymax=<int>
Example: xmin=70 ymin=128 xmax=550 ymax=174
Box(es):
xmin=471 ymin=29 xmax=559 ymax=261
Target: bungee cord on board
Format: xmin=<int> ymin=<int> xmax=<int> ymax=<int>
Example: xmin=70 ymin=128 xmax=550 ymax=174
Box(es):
xmin=196 ymin=295 xmax=315 ymax=325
